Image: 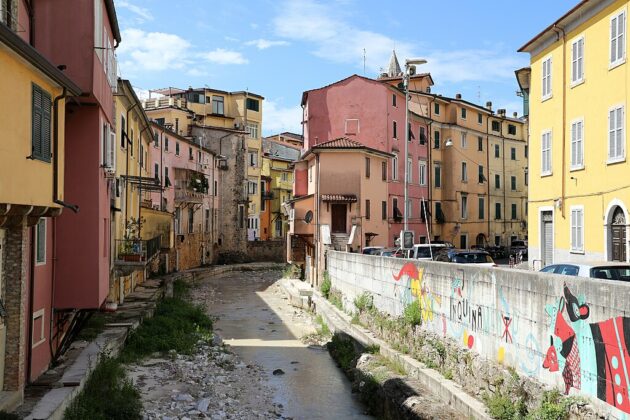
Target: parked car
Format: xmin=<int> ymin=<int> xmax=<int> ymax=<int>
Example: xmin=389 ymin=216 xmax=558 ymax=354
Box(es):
xmin=362 ymin=246 xmax=384 ymax=255
xmin=540 ymin=262 xmax=630 ymax=281
xmin=377 ymin=248 xmax=399 ymax=257
xmin=434 ymin=249 xmax=497 ymax=267
xmin=510 ymin=240 xmax=528 ymax=260
xmin=485 ymin=245 xmax=506 ymax=260
xmin=409 ymin=243 xmax=451 ymax=260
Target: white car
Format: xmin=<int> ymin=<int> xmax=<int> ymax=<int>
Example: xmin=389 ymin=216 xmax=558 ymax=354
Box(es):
xmin=409 ymin=243 xmax=452 ymax=261
xmin=361 ymin=246 xmax=384 ymax=255
xmin=540 ymin=262 xmax=630 ymax=281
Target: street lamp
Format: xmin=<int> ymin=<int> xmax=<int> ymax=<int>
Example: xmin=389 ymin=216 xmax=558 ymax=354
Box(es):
xmin=403 ymin=58 xmax=427 ymax=233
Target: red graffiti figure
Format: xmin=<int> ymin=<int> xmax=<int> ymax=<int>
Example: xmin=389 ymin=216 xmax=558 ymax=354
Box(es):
xmin=393 ymin=263 xmax=419 ymax=282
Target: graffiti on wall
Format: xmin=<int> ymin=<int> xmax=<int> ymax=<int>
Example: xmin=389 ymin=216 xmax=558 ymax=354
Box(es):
xmin=393 ymin=263 xmax=441 ymax=323
xmin=544 ymin=284 xmax=630 ymax=414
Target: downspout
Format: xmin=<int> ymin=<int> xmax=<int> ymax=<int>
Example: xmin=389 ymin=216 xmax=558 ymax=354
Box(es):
xmin=26 ymin=0 xmax=34 ymax=45
xmin=136 ymin=125 xmax=151 ymax=239
xmin=316 ymin=152 xmax=321 ymax=287
xmin=125 ymin=103 xmax=139 ymax=228
xmin=486 ymin=117 xmax=491 ymax=244
xmin=501 ymin=118 xmax=507 ymax=240
xmin=553 ymin=24 xmax=567 ymax=219
xmin=52 ymin=88 xmax=79 ymax=212
xmin=27 ymin=225 xmax=35 ymax=384
xmin=160 ymin=130 xmax=164 ymax=210
xmin=427 ymin=96 xmax=434 ymax=240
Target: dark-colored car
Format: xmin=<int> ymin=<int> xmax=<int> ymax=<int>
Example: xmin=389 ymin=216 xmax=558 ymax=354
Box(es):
xmin=510 ymin=240 xmax=528 ymax=260
xmin=434 ymin=249 xmax=497 ymax=267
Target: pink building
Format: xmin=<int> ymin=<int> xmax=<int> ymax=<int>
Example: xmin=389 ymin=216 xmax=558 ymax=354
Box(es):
xmin=301 ymin=73 xmax=431 ymax=246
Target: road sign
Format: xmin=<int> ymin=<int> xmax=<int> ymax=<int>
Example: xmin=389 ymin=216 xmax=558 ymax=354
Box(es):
xmin=401 ymin=230 xmax=414 ymax=250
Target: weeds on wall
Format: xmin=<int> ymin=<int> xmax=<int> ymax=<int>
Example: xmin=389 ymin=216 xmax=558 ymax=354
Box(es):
xmin=402 ymin=300 xmax=422 ymax=327
xmin=321 ymin=271 xmax=332 ymax=298
xmin=282 ymin=263 xmax=302 ymax=279
xmin=353 ymin=292 xmax=374 ymax=313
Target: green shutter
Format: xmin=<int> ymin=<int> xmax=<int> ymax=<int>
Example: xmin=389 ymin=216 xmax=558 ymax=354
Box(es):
xmin=41 ymin=90 xmax=52 ymax=162
xmin=32 ymin=85 xmax=43 ymax=159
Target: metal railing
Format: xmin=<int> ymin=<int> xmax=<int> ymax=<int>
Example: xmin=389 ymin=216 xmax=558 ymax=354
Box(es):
xmin=115 ymin=235 xmax=161 ymax=263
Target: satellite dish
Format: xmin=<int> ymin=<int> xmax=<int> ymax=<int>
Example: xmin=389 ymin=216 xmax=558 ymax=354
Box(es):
xmin=304 ymin=211 xmax=313 ymax=224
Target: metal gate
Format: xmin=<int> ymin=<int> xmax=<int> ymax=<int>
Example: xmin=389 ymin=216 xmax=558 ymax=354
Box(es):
xmin=541 ymin=211 xmax=553 ymax=267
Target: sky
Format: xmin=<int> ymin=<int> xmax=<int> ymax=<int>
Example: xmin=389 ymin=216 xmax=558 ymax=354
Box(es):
xmin=113 ymin=0 xmax=578 ymax=136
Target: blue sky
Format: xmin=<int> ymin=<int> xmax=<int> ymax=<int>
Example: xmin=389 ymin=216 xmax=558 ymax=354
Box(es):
xmin=114 ymin=0 xmax=578 ymax=135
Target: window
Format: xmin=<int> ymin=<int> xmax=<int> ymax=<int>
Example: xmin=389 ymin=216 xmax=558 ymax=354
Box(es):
xmin=609 ymin=105 xmax=625 ymax=162
xmin=393 ymin=121 xmax=397 ymax=139
xmin=525 ymin=170 xmax=529 ymax=186
xmin=238 ymin=205 xmax=244 ymax=229
xmin=31 ymin=84 xmax=52 ymax=162
xmin=120 ymin=115 xmax=126 ymax=148
xmin=542 ymin=130 xmax=552 ymax=174
xmin=495 ymin=174 xmax=501 ymax=189
xmin=478 ymin=165 xmax=484 ymax=183
xmin=392 ymin=94 xmax=397 ymax=107
xmin=189 ymin=146 xmax=193 ymax=160
xmin=382 ymin=161 xmax=387 ymax=181
xmin=478 ymin=197 xmax=485 ymax=220
xmin=570 ymin=207 xmax=584 ymax=252
xmin=419 ymin=127 xmax=426 ymax=144
xmin=508 ymin=124 xmax=517 ymax=135
xmin=365 ymin=157 xmax=370 ymax=178
xmin=176 ymin=142 xmax=180 ymax=155
xmin=478 ymin=136 xmax=483 ymax=151
xmin=461 ymin=161 xmax=467 ymax=182
xmin=492 ymin=120 xmax=500 ymax=132
xmin=611 ymin=11 xmax=626 ymax=66
xmin=525 ymin=145 xmax=528 ymax=158
xmin=153 ymin=131 xmax=158 ymax=147
xmin=393 ymin=197 xmax=399 ymax=216
xmin=571 ymin=37 xmax=585 ymax=84
xmin=164 ymin=137 xmax=169 ymax=152
xmin=461 ymin=195 xmax=468 ymax=219
xmin=205 ymin=209 xmax=210 ymax=232
xmin=511 ymin=147 xmax=516 ymax=160
xmin=511 ymin=176 xmax=517 ymax=191
xmin=214 ymin=180 xmax=218 ymax=196
xmin=247 ymin=180 xmax=258 ymax=195
xmin=246 ymin=97 xmax=260 ymax=112
xmin=419 ymin=161 xmax=426 ymax=185
xmin=212 ymin=95 xmax=224 ymax=114
xmin=434 ymin=164 xmax=441 ymax=188
xmin=1 ymin=0 xmax=18 ymax=31
xmin=461 ymin=132 xmax=467 ymax=148
xmin=275 ymin=219 xmax=282 ymax=235
xmin=36 ymin=218 xmax=46 ymax=264
xmin=406 ymin=199 xmax=412 ymax=219
xmin=495 ymin=203 xmax=502 ymax=220
xmin=407 ymin=157 xmax=412 ymax=182
xmin=434 ymin=103 xmax=440 ymax=115
xmin=101 ymin=123 xmax=115 ymax=170
xmin=248 ymin=150 xmax=258 ymax=167
xmin=188 ymin=208 xmax=194 ymax=233
xmin=494 ymin=144 xmax=500 ymax=158
xmin=571 ymin=119 xmax=584 ymax=169
xmin=164 ymin=167 xmax=171 ymax=187
xmin=392 ymin=155 xmax=398 ymax=180
xmin=246 ymin=122 xmax=259 ymax=139
xmin=435 ymin=202 xmax=443 ymax=222
xmin=461 ymin=108 xmax=467 ymax=119
xmin=140 ymin=144 xmax=144 ymax=168
xmin=460 ymin=235 xmax=468 ymax=250
xmin=542 ymin=56 xmax=552 ymax=99
xmin=382 ymin=201 xmax=387 ymax=220
xmin=154 ymin=163 xmax=159 ymax=179
xmin=434 ymin=131 xmax=440 ymax=149
xmin=478 ymin=113 xmax=483 ymax=124
xmin=365 ymin=199 xmax=371 ymax=220
xmin=345 ymin=119 xmax=359 ymax=135
xmin=129 ymin=128 xmax=134 ymax=157
xmin=511 ymin=203 xmax=517 ymax=220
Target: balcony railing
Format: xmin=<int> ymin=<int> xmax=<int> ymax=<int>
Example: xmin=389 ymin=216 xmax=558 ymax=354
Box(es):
xmin=142 ymin=97 xmax=188 ymax=110
xmin=261 ymin=191 xmax=274 ymax=200
xmin=115 ymin=236 xmax=161 ymax=264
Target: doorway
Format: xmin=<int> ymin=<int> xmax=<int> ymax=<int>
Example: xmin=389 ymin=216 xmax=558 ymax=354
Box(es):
xmin=611 ymin=207 xmax=627 ymax=261
xmin=476 ymin=233 xmax=486 ymax=247
xmin=541 ymin=211 xmax=553 ymax=267
xmin=331 ymin=204 xmax=347 ymax=233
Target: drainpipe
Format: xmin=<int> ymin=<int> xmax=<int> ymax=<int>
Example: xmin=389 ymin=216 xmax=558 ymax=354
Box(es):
xmin=315 ymin=152 xmax=321 ymax=287
xmin=501 ymin=118 xmax=507 ymax=241
xmin=125 ymin=103 xmax=139 ymax=229
xmin=553 ymin=24 xmax=567 ymax=219
xmin=427 ymin=95 xmax=435 ymax=241
xmin=486 ymin=118 xmax=491 ymax=244
xmin=52 ymin=88 xmax=79 ymax=212
xmin=27 ymin=225 xmax=35 ymax=384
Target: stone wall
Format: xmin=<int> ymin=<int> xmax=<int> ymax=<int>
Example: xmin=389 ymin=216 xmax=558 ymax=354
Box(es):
xmin=247 ymin=240 xmax=285 ymax=263
xmin=327 ymin=251 xmax=630 ymax=418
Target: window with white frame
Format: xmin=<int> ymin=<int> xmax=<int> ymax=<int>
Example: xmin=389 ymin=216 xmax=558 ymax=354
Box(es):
xmin=541 ymin=130 xmax=552 ymax=175
xmin=246 ymin=122 xmax=259 ymax=139
xmin=571 ymin=119 xmax=584 ymax=169
xmin=461 ymin=195 xmax=468 ymax=219
xmin=461 ymin=132 xmax=467 ymax=148
xmin=609 ymin=105 xmax=625 ymax=161
xmin=102 ymin=122 xmax=115 ymax=170
xmin=542 ymin=56 xmax=552 ymax=99
xmin=407 ymin=157 xmax=412 ymax=182
xmin=461 ymin=161 xmax=467 ymax=182
xmin=570 ymin=207 xmax=584 ymax=252
xmin=247 ymin=180 xmax=258 ymax=195
xmin=36 ymin=218 xmax=46 ymax=264
xmin=571 ymin=37 xmax=584 ymax=84
xmin=248 ymin=150 xmax=258 ymax=167
xmin=418 ymin=160 xmax=426 ymax=185
xmin=406 ymin=199 xmax=412 ymax=219
xmin=392 ymin=155 xmax=398 ymax=180
xmin=611 ymin=10 xmax=626 ymax=66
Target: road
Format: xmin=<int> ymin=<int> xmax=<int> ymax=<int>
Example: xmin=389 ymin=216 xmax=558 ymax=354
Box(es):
xmin=196 ymin=268 xmax=371 ymax=419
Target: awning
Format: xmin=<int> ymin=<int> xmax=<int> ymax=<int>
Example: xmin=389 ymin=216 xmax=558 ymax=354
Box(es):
xmin=120 ymin=175 xmax=163 ymax=192
xmin=321 ymin=194 xmax=357 ymax=203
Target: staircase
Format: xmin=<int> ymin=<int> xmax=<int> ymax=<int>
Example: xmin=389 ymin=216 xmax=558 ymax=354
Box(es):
xmin=331 ymin=234 xmax=349 ymax=251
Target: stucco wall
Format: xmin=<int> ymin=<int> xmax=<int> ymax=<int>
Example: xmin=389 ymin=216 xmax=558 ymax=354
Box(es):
xmin=328 ymin=251 xmax=630 ymax=417
xmin=247 ymin=240 xmax=285 ymax=263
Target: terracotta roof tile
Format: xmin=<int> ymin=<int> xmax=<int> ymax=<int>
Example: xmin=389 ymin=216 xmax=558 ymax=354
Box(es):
xmin=321 ymin=194 xmax=358 ymax=202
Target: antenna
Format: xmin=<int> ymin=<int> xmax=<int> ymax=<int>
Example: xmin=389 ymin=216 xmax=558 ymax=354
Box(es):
xmin=363 ymin=48 xmax=366 ymax=75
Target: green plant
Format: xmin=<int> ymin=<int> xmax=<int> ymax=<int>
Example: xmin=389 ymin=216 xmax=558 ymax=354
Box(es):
xmin=321 ymin=271 xmax=332 ymax=298
xmin=64 ymin=357 xmax=142 ymax=420
xmin=484 ymin=392 xmax=518 ymax=420
xmin=0 ymin=412 xmax=19 ymax=420
xmin=315 ymin=315 xmax=331 ymax=336
xmin=77 ymin=313 xmax=107 ymax=341
xmin=365 ymin=344 xmax=380 ymax=354
xmin=351 ymin=313 xmax=361 ymax=325
xmin=354 ymin=292 xmax=373 ymax=313
xmin=508 ymin=366 xmax=520 ymax=381
xmin=327 ymin=334 xmax=357 ymax=372
xmin=282 ymin=264 xmax=302 ymax=279
xmin=526 ymin=390 xmax=570 ymax=420
xmin=403 ymin=300 xmax=422 ymax=327
xmin=328 ymin=289 xmax=343 ymax=310
xmin=443 ymin=369 xmax=453 ymax=380
xmin=432 ymin=339 xmax=446 ymax=360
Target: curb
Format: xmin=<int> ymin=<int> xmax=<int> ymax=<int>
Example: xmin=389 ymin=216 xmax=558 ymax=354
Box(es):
xmin=310 ymin=290 xmax=491 ymax=420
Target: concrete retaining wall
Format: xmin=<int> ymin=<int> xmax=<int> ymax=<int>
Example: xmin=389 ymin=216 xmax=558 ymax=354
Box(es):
xmin=247 ymin=240 xmax=285 ymax=262
xmin=328 ymin=251 xmax=630 ymax=418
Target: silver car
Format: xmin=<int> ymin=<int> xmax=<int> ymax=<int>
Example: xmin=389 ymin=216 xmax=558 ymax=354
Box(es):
xmin=540 ymin=262 xmax=630 ymax=281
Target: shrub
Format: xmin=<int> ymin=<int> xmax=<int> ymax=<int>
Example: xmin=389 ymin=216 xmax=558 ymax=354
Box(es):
xmin=526 ymin=390 xmax=570 ymax=420
xmin=354 ymin=292 xmax=373 ymax=313
xmin=283 ymin=264 xmax=302 ymax=279
xmin=403 ymin=300 xmax=422 ymax=327
xmin=327 ymin=334 xmax=357 ymax=372
xmin=484 ymin=392 xmax=517 ymax=420
xmin=321 ymin=271 xmax=332 ymax=298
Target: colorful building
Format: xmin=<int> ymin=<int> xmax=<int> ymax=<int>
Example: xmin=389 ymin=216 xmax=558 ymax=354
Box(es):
xmin=264 ymin=132 xmax=304 ymax=149
xmin=289 ymin=138 xmax=392 ymax=285
xmin=519 ymin=0 xmax=630 ymax=266
xmin=301 ymin=72 xmax=430 ymax=247
xmin=0 ymin=3 xmax=81 ymax=407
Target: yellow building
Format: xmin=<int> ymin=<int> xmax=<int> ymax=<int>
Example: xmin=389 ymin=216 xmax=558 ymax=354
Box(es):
xmin=145 ymin=87 xmax=264 ymax=240
xmin=520 ymin=0 xmax=630 ymax=266
xmin=110 ymin=79 xmax=171 ymax=305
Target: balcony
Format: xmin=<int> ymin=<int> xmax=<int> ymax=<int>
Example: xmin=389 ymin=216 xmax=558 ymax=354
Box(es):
xmin=142 ymin=97 xmax=188 ymax=110
xmin=174 ymin=169 xmax=209 ymax=204
xmin=114 ymin=236 xmax=162 ymax=275
xmin=262 ymin=191 xmax=274 ymax=201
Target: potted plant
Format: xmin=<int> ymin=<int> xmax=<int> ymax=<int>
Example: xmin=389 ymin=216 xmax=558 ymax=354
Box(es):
xmin=119 ymin=217 xmax=146 ymax=262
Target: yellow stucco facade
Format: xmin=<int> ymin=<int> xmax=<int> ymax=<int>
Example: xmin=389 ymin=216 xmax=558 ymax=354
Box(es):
xmin=521 ymin=0 xmax=630 ymax=266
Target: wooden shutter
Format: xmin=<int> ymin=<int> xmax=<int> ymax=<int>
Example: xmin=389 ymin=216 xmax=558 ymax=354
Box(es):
xmin=32 ymin=85 xmax=43 ymax=159
xmin=41 ymin=90 xmax=52 ymax=161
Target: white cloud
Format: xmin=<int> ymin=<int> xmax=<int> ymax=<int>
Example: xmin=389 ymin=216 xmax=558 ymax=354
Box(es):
xmin=200 ymin=48 xmax=249 ymax=65
xmin=133 ymin=87 xmax=163 ymax=101
xmin=116 ymin=1 xmax=153 ymax=22
xmin=263 ymin=100 xmax=303 ymax=135
xmin=423 ymin=50 xmax=526 ymax=83
xmin=245 ymin=39 xmax=290 ymax=50
xmin=118 ymin=29 xmax=191 ymax=73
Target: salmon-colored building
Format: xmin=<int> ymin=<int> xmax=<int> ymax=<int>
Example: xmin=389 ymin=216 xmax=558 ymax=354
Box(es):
xmin=301 ymin=73 xmax=431 ymax=246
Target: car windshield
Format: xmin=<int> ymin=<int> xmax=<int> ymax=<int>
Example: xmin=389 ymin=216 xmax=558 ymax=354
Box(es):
xmin=363 ymin=248 xmax=381 ymax=255
xmin=416 ymin=247 xmax=441 ymax=259
xmin=590 ymin=266 xmax=630 ymax=281
xmin=453 ymin=253 xmax=493 ymax=264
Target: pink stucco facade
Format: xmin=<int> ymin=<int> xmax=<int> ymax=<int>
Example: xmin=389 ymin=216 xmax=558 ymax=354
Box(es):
xmin=302 ymin=75 xmax=430 ymax=246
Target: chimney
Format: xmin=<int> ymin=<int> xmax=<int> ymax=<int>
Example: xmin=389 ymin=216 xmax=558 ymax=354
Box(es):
xmin=513 ymin=112 xmax=518 ymax=118
xmin=498 ymin=109 xmax=506 ymax=117
xmin=455 ymin=93 xmax=462 ymax=99
xmin=486 ymin=101 xmax=492 ymax=111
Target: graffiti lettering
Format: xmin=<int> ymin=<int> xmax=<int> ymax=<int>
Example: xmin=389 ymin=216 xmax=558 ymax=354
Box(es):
xmin=502 ymin=315 xmax=513 ymax=344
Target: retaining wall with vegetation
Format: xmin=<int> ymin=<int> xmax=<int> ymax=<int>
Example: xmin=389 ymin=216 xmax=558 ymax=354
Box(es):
xmin=328 ymin=251 xmax=630 ymax=418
